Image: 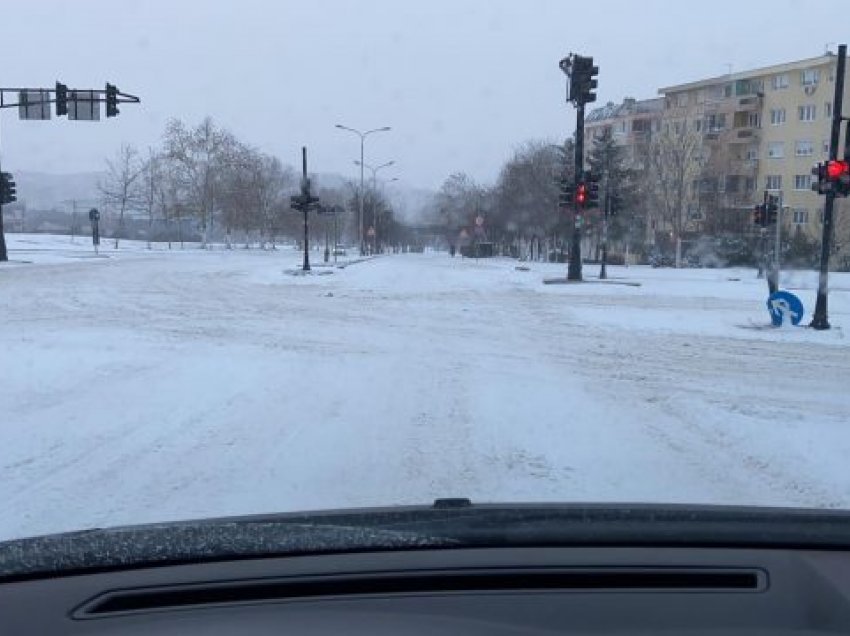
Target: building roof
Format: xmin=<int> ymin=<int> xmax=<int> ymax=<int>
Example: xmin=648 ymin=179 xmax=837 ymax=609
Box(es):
xmin=658 ymin=53 xmax=837 ymax=94
xmin=585 ymin=97 xmax=664 ymax=123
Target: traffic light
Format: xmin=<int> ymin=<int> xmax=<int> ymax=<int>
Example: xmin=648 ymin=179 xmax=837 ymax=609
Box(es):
xmin=753 ymin=204 xmax=765 ymax=227
xmin=570 ymin=55 xmax=598 ymax=105
xmin=585 ymin=171 xmax=600 ymax=207
xmin=0 ymin=172 xmax=17 ymax=205
xmin=812 ymin=163 xmax=828 ymax=194
xmin=767 ymin=195 xmax=779 ymax=225
xmin=55 ymin=81 xmax=68 ymax=117
xmin=826 ymin=159 xmax=850 ymax=197
xmin=557 ymin=177 xmax=573 ymax=206
xmin=105 ymin=83 xmax=119 ymax=117
xmin=576 ymin=182 xmax=588 ymax=205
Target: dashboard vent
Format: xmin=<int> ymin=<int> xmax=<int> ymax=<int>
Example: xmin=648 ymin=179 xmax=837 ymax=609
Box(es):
xmin=76 ymin=568 xmax=764 ymax=617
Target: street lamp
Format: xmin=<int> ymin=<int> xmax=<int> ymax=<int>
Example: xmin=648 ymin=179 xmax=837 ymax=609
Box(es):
xmin=354 ymin=161 xmax=395 ymax=254
xmin=335 ymin=124 xmax=391 ymax=255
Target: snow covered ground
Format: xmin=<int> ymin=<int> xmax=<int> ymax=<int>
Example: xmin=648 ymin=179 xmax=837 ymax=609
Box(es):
xmin=2 ymin=233 xmax=850 ymax=541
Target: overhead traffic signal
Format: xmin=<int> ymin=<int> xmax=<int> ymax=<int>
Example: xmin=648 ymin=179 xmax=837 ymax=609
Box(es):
xmin=105 ymin=83 xmax=119 ymax=117
xmin=0 ymin=172 xmax=17 ymax=205
xmin=570 ymin=55 xmax=598 ymax=105
xmin=55 ymin=81 xmax=68 ymax=116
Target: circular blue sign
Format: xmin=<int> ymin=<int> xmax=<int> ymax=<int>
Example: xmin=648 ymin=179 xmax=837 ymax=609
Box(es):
xmin=766 ymin=291 xmax=804 ymax=326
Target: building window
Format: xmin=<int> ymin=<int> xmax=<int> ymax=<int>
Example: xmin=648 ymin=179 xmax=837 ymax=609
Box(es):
xmin=766 ymin=175 xmax=782 ymax=190
xmin=823 ymin=139 xmax=830 ymax=155
xmin=745 ymin=146 xmax=759 ymax=161
xmin=795 ymin=140 xmax=814 ymax=156
xmin=772 ymin=74 xmax=789 ymax=90
xmin=748 ymin=112 xmax=761 ymax=128
xmin=706 ymin=113 xmax=726 ymax=131
xmin=694 ymin=119 xmax=702 ymax=132
xmin=745 ymin=177 xmax=755 ymax=192
xmin=767 ymin=142 xmax=784 ymax=159
xmin=799 ymin=104 xmax=816 ymax=121
xmin=794 ymin=175 xmax=812 ymax=190
xmin=825 ymin=102 xmax=832 ymax=118
xmin=725 ymin=175 xmax=741 ymax=193
xmin=801 ymin=69 xmax=820 ymax=86
xmin=769 ymin=108 xmax=786 ymax=125
xmin=676 ymin=93 xmax=688 ymax=108
xmin=724 ymin=84 xmax=733 ymax=98
xmin=792 ymin=208 xmax=809 ymax=225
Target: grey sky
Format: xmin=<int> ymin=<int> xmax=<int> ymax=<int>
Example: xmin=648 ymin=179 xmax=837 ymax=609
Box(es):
xmin=0 ymin=0 xmax=844 ymax=190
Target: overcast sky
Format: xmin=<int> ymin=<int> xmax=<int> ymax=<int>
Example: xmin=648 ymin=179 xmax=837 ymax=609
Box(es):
xmin=0 ymin=0 xmax=845 ymax=190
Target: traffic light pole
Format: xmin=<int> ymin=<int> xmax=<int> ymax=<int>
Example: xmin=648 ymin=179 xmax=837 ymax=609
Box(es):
xmin=301 ymin=147 xmax=311 ymax=272
xmin=811 ymin=44 xmax=846 ymax=330
xmin=0 ymin=115 xmax=6 ymax=262
xmin=568 ymin=101 xmax=585 ymax=281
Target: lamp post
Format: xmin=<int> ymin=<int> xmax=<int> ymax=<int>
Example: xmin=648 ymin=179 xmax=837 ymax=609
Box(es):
xmin=335 ymin=124 xmax=391 ymax=255
xmin=355 ymin=160 xmax=395 ymax=254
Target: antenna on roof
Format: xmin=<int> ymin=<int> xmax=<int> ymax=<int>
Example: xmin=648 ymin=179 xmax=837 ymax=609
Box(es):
xmin=725 ymin=63 xmax=733 ymax=76
xmin=825 ymin=42 xmax=836 ymax=55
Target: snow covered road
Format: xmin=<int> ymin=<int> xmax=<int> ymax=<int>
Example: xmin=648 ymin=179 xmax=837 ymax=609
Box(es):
xmin=3 ymin=237 xmax=850 ymax=540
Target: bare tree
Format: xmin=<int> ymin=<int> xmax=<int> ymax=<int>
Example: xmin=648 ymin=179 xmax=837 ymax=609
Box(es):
xmin=138 ymin=148 xmax=165 ymax=249
xmin=162 ymin=117 xmax=236 ymax=248
xmin=100 ymin=143 xmax=144 ymax=249
xmin=647 ymin=119 xmax=704 ymax=265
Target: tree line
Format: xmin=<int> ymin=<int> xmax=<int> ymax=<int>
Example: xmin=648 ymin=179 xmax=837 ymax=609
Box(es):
xmin=99 ymin=117 xmax=400 ymax=251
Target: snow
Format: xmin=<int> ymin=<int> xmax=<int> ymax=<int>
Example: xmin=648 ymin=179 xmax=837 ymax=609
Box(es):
xmin=2 ymin=233 xmax=850 ymax=541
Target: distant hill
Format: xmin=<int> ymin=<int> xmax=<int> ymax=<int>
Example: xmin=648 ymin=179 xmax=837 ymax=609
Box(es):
xmin=16 ymin=171 xmax=104 ymax=210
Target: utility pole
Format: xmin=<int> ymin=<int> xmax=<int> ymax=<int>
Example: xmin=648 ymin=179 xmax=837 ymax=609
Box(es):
xmin=811 ymin=44 xmax=846 ymax=330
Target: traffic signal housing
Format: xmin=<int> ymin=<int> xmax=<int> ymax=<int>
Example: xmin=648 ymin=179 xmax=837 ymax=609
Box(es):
xmin=576 ymin=182 xmax=588 ymax=206
xmin=812 ymin=160 xmax=850 ymax=197
xmin=827 ymin=159 xmax=850 ymax=197
xmin=55 ymin=82 xmax=68 ymax=117
xmin=767 ymin=195 xmax=779 ymax=225
xmin=105 ymin=83 xmax=119 ymax=117
xmin=585 ymin=171 xmax=600 ymax=207
xmin=557 ymin=177 xmax=573 ymax=207
xmin=0 ymin=172 xmax=17 ymax=205
xmin=570 ymin=55 xmax=598 ymax=105
xmin=753 ymin=204 xmax=765 ymax=227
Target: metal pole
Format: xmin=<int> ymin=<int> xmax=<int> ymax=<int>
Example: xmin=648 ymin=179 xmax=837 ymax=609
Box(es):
xmin=811 ymin=43 xmax=846 ymax=330
xmin=0 ymin=113 xmax=7 ymax=263
xmin=302 ymin=146 xmax=310 ymax=272
xmin=359 ymin=135 xmax=365 ymax=256
xmin=568 ymin=101 xmax=584 ymax=281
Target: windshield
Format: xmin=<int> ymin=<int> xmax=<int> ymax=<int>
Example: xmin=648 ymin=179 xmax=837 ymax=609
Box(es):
xmin=1 ymin=0 xmax=849 ymax=545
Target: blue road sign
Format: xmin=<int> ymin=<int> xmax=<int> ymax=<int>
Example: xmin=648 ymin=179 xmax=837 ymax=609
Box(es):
xmin=767 ymin=291 xmax=804 ymax=326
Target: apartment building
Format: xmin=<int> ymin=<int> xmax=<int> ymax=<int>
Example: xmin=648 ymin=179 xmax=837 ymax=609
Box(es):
xmin=585 ymin=97 xmax=664 ymax=247
xmin=585 ymin=97 xmax=664 ymax=162
xmin=658 ymin=52 xmax=850 ymax=241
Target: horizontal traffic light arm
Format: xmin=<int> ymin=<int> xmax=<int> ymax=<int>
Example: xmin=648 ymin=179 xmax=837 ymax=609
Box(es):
xmin=0 ymin=86 xmax=140 ymax=110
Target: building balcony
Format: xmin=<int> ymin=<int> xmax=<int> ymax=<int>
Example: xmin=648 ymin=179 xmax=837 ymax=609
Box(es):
xmin=736 ymin=95 xmax=762 ymax=111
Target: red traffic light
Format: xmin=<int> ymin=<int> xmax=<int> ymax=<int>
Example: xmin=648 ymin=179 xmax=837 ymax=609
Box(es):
xmin=826 ymin=160 xmax=849 ymax=180
xmin=576 ymin=183 xmax=587 ymax=204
